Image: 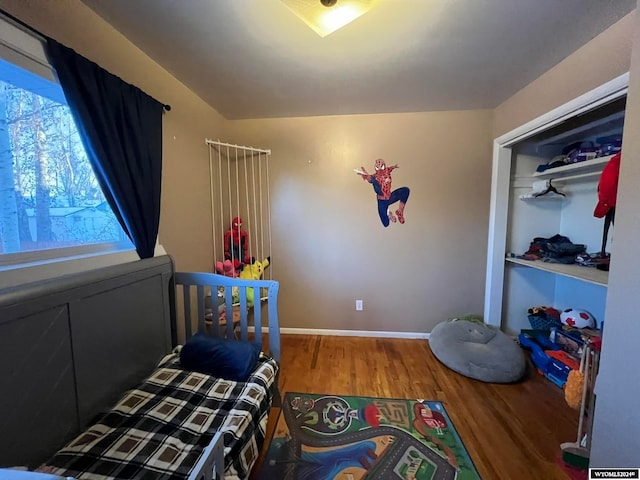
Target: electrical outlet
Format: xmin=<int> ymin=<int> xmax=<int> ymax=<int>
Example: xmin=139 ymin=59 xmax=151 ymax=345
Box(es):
xmin=355 ymin=299 xmax=363 ymax=311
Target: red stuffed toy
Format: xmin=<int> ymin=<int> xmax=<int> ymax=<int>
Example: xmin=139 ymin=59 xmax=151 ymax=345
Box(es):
xmin=224 ymin=216 xmax=251 ymax=269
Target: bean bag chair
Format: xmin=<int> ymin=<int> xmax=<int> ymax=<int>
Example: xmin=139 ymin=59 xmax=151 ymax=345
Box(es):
xmin=429 ymin=318 xmax=525 ymax=383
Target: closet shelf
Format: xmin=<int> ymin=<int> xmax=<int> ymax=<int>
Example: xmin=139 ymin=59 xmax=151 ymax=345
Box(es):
xmin=533 ymin=155 xmax=613 ymax=179
xmin=535 ymin=110 xmax=625 ymax=150
xmin=505 ymin=257 xmax=608 ymax=286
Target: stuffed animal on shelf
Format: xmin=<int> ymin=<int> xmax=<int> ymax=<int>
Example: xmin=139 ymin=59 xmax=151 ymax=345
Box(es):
xmin=224 ymin=216 xmax=251 ymax=269
xmin=215 ymin=259 xmax=239 ymax=277
xmin=239 ymin=257 xmax=270 ymax=307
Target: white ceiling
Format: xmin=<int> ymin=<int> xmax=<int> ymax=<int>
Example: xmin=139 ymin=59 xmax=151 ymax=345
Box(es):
xmin=80 ymin=0 xmax=636 ymax=120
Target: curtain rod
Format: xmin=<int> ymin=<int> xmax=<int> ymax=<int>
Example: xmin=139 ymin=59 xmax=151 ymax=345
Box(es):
xmin=1 ymin=8 xmax=46 ymax=42
xmin=1 ymin=8 xmax=171 ymax=112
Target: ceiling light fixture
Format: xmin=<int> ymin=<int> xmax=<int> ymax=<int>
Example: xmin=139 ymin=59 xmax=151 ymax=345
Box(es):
xmin=281 ymin=0 xmax=379 ymax=37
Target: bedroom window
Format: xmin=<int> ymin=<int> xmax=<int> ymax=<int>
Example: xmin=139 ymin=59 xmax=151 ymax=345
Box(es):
xmin=0 ymin=16 xmax=133 ymax=267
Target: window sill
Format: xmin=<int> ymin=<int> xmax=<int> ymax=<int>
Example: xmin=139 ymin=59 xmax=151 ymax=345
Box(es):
xmin=0 ymin=244 xmax=167 ymax=290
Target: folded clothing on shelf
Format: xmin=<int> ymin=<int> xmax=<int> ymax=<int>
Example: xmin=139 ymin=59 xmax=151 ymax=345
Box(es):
xmin=535 ymin=135 xmax=623 ymax=172
xmin=518 ymin=234 xmax=586 ymax=264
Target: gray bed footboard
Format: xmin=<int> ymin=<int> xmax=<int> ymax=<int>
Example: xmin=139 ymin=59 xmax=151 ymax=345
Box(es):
xmin=0 ymin=255 xmax=174 ymax=469
xmin=187 ymin=432 xmax=225 ymax=480
xmin=0 ymin=260 xmax=280 ymax=480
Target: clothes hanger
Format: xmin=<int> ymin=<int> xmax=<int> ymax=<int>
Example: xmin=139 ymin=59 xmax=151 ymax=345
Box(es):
xmin=533 ymin=179 xmax=566 ymax=197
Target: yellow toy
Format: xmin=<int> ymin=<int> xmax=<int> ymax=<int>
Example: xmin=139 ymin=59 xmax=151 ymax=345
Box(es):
xmin=564 ymin=369 xmax=584 ymax=410
xmin=239 ymin=257 xmax=270 ymax=307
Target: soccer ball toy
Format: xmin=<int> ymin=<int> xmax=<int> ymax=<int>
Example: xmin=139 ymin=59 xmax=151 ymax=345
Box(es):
xmin=560 ymin=308 xmax=596 ymax=328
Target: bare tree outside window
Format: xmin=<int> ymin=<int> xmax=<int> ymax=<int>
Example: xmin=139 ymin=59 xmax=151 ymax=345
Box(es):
xmin=0 ymin=58 xmax=129 ymax=257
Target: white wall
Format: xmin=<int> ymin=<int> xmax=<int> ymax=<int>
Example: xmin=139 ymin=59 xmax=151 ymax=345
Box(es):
xmin=590 ymin=4 xmax=640 ymax=467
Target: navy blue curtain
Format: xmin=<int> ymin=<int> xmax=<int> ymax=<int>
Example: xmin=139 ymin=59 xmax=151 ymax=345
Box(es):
xmin=45 ymin=38 xmax=163 ymax=259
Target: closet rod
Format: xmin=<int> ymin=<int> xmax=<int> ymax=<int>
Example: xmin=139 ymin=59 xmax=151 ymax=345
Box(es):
xmin=205 ymin=139 xmax=271 ymax=155
xmin=554 ymin=171 xmax=601 ymax=182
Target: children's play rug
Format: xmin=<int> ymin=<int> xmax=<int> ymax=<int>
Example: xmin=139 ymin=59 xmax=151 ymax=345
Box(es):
xmin=257 ymin=392 xmax=481 ymax=480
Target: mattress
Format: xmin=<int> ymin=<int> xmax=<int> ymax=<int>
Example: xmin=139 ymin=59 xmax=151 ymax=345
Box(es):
xmin=37 ymin=352 xmax=278 ymax=480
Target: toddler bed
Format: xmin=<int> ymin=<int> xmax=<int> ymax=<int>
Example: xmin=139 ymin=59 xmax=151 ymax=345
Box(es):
xmin=0 ymin=259 xmax=280 ymax=480
xmin=37 ymin=350 xmax=277 ymax=480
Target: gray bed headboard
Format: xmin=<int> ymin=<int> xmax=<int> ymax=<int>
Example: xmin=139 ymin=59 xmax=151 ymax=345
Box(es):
xmin=0 ymin=255 xmax=174 ymax=469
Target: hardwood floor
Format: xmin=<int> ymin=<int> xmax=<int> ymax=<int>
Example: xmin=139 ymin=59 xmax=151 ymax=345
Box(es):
xmin=251 ymin=334 xmax=579 ymax=480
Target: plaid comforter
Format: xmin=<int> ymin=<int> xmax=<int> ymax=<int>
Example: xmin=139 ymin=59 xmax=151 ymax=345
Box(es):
xmin=38 ymin=352 xmax=278 ymax=480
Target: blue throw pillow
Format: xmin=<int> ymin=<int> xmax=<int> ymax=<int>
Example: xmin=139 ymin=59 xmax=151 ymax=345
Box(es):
xmin=180 ymin=333 xmax=261 ymax=382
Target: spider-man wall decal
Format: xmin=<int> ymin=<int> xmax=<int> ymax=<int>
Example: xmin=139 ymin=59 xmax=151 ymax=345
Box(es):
xmin=355 ymin=159 xmax=410 ymax=227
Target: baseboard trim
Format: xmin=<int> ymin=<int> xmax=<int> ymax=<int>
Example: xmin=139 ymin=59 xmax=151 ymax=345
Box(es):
xmin=276 ymin=327 xmax=430 ymax=339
